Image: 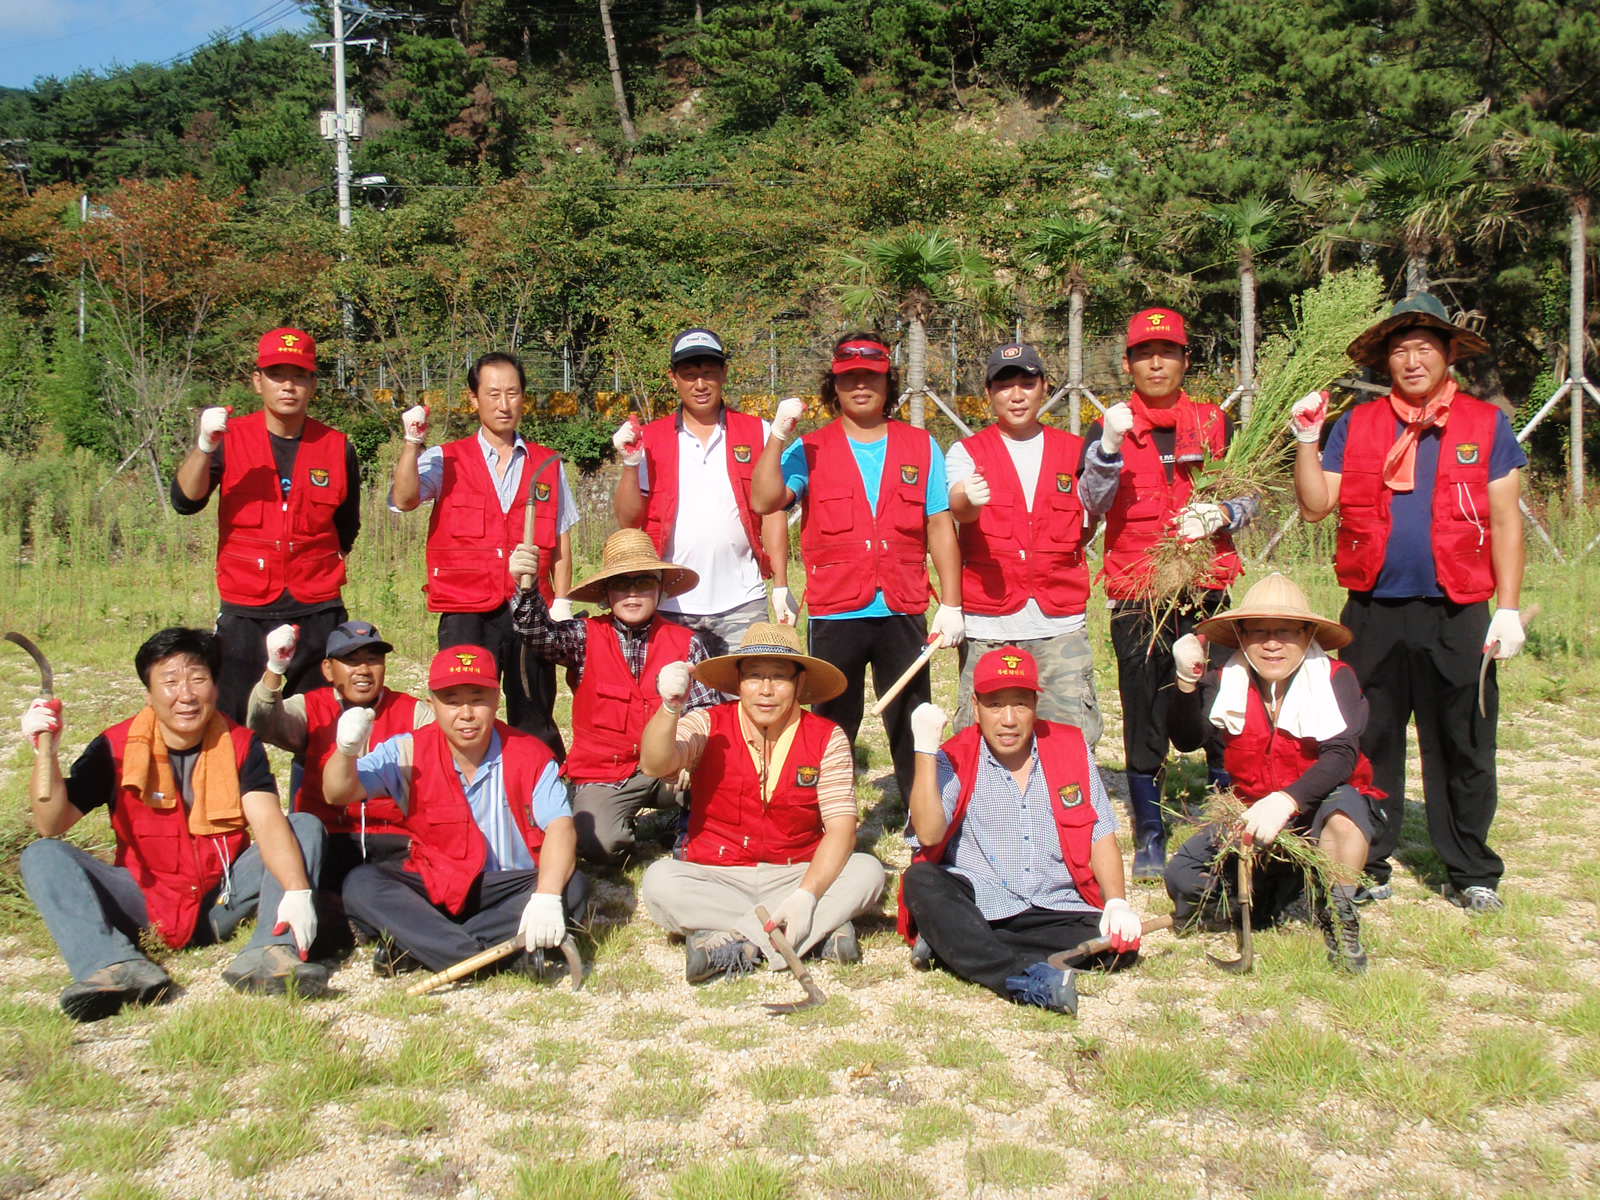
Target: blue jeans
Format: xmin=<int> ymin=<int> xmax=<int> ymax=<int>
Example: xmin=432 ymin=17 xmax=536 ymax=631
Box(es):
xmin=20 ymin=811 xmax=325 ymax=981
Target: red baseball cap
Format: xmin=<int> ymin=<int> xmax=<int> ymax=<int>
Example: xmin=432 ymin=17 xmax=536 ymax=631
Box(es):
xmin=972 ymin=645 xmax=1041 ymax=694
xmin=1126 ymin=308 xmax=1188 ymax=349
xmin=257 ymin=327 xmax=318 ymax=371
xmin=428 ymin=644 xmax=499 ymax=692
xmin=830 ymin=338 xmax=892 ymax=375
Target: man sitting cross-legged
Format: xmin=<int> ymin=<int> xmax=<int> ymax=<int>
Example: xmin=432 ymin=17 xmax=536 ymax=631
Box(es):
xmin=20 ymin=627 xmax=327 ymax=1021
xmin=637 ymin=623 xmax=886 ymax=983
xmin=324 ymin=645 xmax=586 ymax=979
xmin=900 ymin=646 xmax=1146 ymax=1016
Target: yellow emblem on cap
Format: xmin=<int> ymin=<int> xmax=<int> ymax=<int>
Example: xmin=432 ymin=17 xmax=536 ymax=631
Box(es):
xmin=1001 ymin=654 xmax=1022 ymax=670
xmin=1147 ymin=313 xmax=1165 ymax=326
xmin=456 ymin=653 xmax=477 ymax=667
xmin=281 ymin=333 xmax=301 ymax=347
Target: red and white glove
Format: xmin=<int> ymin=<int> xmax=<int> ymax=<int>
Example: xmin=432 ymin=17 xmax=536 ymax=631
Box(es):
xmin=265 ymin=623 xmax=299 ymax=677
xmin=1485 ymin=608 xmax=1525 ymax=661
xmin=930 ymin=605 xmax=965 ymax=647
xmin=772 ymin=396 xmax=805 ymax=442
xmin=764 ymin=888 xmax=817 ymax=949
xmin=197 ymin=406 xmax=231 ymax=453
xmin=1241 ymin=791 xmax=1298 ymax=845
xmin=1177 ymin=502 xmax=1228 ymax=542
xmin=402 ymin=404 xmax=430 ymax=446
xmin=770 ymin=585 xmax=799 ymax=626
xmin=1290 ymin=391 xmax=1328 ymax=444
xmin=962 ymin=470 xmax=991 ymax=508
xmin=518 ymin=892 xmax=566 ymax=950
xmin=1098 ymin=897 xmax=1142 ymax=954
xmin=910 ymin=702 xmax=948 ymax=754
xmin=1172 ymin=633 xmax=1207 ymax=693
xmin=334 ymin=705 xmax=376 ymax=757
xmin=1100 ymin=402 xmax=1134 ymax=455
xmin=272 ymin=889 xmax=317 ymax=960
xmin=21 ymin=697 xmax=62 ymax=748
xmin=612 ymin=417 xmax=644 ymax=467
xmin=657 ymin=661 xmax=691 ymax=711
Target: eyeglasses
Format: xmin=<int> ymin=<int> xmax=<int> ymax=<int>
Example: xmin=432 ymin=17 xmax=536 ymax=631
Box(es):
xmin=834 ymin=345 xmax=890 ymax=361
xmin=606 ymin=573 xmax=661 ymax=594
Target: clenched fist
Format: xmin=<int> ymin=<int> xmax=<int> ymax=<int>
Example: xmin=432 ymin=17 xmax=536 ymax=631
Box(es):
xmin=1290 ymin=391 xmax=1328 ymax=444
xmin=402 ymin=404 xmax=430 ymax=446
xmin=1176 ymin=502 xmax=1227 ymax=542
xmin=910 ymin=702 xmax=949 ymax=754
xmin=772 ymin=396 xmax=805 ymax=442
xmin=334 ymin=705 xmax=376 ymax=757
xmin=1100 ymin=402 xmax=1134 ymax=456
xmin=612 ymin=416 xmax=644 ymax=467
xmin=1172 ymin=633 xmax=1207 ymax=693
xmin=21 ymin=697 xmax=62 ymax=748
xmin=265 ymin=623 xmax=299 ymax=677
xmin=508 ymin=543 xmax=540 ymax=585
xmin=197 ymin=406 xmax=232 ymax=453
xmin=963 ymin=471 xmax=991 ymax=508
xmin=657 ymin=661 xmax=691 ymax=711
xmin=770 ymin=585 xmax=799 ymax=626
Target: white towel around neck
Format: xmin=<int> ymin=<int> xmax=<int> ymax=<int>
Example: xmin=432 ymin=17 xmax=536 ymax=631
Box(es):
xmin=1208 ymin=642 xmax=1347 ymax=741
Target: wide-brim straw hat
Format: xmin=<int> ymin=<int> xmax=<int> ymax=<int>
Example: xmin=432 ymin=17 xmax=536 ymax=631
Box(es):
xmin=567 ymin=528 xmax=699 ymax=604
xmin=1346 ymin=292 xmax=1490 ymax=370
xmin=1195 ymin=573 xmax=1351 ymax=651
xmin=692 ymin=621 xmax=848 ymax=705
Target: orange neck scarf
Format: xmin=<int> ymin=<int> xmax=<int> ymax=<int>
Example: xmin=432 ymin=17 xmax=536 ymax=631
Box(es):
xmin=1128 ymin=390 xmax=1207 ymax=463
xmin=1382 ymin=378 xmax=1457 ymax=492
xmin=119 ymin=707 xmax=245 ymax=835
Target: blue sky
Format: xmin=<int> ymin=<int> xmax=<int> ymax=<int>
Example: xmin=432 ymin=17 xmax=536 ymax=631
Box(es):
xmin=0 ymin=0 xmax=310 ymax=90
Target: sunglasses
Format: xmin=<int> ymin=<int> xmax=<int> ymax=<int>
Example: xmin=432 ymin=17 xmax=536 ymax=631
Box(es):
xmin=606 ymin=573 xmax=661 ymax=593
xmin=834 ymin=345 xmax=890 ymax=361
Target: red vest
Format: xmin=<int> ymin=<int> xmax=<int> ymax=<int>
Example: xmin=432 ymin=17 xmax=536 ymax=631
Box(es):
xmin=1333 ymin=394 xmax=1499 ymax=603
xmin=1101 ymin=398 xmax=1241 ymax=600
xmin=424 ymin=436 xmax=561 ymax=611
xmin=798 ymin=420 xmax=932 ymax=616
xmin=400 ymin=721 xmax=553 ymax=914
xmin=958 ymin=424 xmax=1091 ymax=617
xmin=898 ymin=721 xmax=1103 ymax=943
xmin=298 ymin=686 xmax=419 ymax=836
xmin=639 ymin=411 xmax=772 ymax=578
xmin=564 ymin=616 xmax=696 ymax=784
xmin=215 ymin=412 xmax=349 ymax=606
xmin=1222 ymin=660 xmax=1381 ymax=803
xmin=683 ymin=703 xmax=839 ymax=867
xmin=103 ymin=718 xmax=255 ymax=949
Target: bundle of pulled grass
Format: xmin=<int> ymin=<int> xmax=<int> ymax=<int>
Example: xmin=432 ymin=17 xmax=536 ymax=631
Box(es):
xmin=1189 ymin=789 xmax=1359 ymax=926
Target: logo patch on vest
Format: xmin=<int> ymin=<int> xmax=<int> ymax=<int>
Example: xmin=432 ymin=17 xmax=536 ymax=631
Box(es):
xmin=732 ymin=444 xmax=752 ymax=464
xmin=1056 ymin=472 xmax=1073 ymax=494
xmin=1057 ymin=783 xmax=1085 ymax=808
xmin=900 ymin=464 xmax=919 ymax=485
xmin=534 ymin=481 xmax=552 ymax=502
xmin=309 ymin=468 xmax=330 ymax=487
xmin=795 ymin=764 xmax=820 ymax=787
xmin=1456 ymin=442 xmax=1480 ymax=465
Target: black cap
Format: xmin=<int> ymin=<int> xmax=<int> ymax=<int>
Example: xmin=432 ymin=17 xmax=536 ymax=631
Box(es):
xmin=324 ymin=620 xmax=393 ymax=659
xmin=669 ymin=327 xmax=727 ymax=366
xmin=985 ymin=342 xmax=1046 ymax=384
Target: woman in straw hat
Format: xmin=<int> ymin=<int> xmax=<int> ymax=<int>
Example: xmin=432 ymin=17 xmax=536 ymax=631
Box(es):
xmin=509 ymin=529 xmax=720 ymax=865
xmin=1163 ymin=573 xmax=1382 ymax=973
xmin=1291 ymin=293 xmax=1526 ymax=913
xmin=635 ymin=623 xmax=886 ymax=983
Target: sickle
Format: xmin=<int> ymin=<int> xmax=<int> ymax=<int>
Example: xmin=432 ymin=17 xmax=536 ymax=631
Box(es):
xmin=520 ymin=452 xmax=564 ymax=698
xmin=5 ymin=632 xmax=53 ymax=696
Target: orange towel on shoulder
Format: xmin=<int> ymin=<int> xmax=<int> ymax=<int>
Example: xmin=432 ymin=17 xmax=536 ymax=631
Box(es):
xmin=119 ymin=707 xmax=245 ymax=836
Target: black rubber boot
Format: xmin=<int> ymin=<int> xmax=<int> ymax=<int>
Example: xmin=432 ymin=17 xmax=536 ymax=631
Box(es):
xmin=1127 ymin=772 xmax=1166 ymax=879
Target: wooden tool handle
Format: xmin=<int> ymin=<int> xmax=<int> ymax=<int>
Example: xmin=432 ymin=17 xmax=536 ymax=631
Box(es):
xmin=869 ymin=633 xmax=945 ymax=718
xmin=755 ymin=904 xmax=820 ymax=989
xmin=406 ymin=937 xmax=521 ymax=996
xmin=30 ymin=729 xmax=56 ymax=809
xmin=1048 ymin=914 xmax=1174 ymax=968
xmin=520 ymin=504 xmax=536 ymax=591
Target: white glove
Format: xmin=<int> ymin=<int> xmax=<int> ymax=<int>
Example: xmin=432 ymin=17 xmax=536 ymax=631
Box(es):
xmin=612 ymin=417 xmax=644 ymax=467
xmin=1240 ymin=791 xmax=1298 ymax=846
xmin=197 ymin=405 xmax=231 ymax=453
xmin=518 ymin=892 xmax=566 ymax=950
xmin=272 ymin=889 xmax=317 ymax=960
xmin=1290 ymin=391 xmax=1328 ymax=444
xmin=930 ymin=604 xmax=965 ymax=647
xmin=1100 ymin=402 xmax=1134 ymax=455
xmin=401 ymin=404 xmax=430 ymax=446
xmin=1172 ymin=633 xmax=1207 ymax=693
xmin=21 ymin=697 xmax=62 ymax=748
xmin=910 ymin=702 xmax=948 ymax=754
xmin=1177 ymin=502 xmax=1228 ymax=542
xmin=962 ymin=471 xmax=991 ymax=508
xmin=265 ymin=623 xmax=299 ymax=676
xmin=1098 ymin=897 xmax=1142 ymax=954
xmin=335 ymin=705 xmax=376 ymax=757
xmin=770 ymin=585 xmax=799 ymax=625
xmin=1485 ymin=608 xmax=1524 ymax=661
xmin=772 ymin=396 xmax=805 ymax=442
xmin=549 ymin=597 xmax=574 ymax=622
xmin=657 ymin=661 xmax=691 ymax=710
xmin=763 ymin=888 xmax=817 ymax=949
xmin=508 ymin=543 xmax=540 ymax=585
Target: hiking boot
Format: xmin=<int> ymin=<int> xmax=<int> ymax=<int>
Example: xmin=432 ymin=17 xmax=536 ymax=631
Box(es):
xmin=816 ymin=921 xmax=861 ymax=965
xmin=1352 ymin=882 xmax=1393 ymax=904
xmin=222 ymin=944 xmax=330 ymax=997
xmin=1131 ymin=831 xmax=1167 ymax=880
xmin=1313 ymin=890 xmax=1368 ymax=974
xmin=1004 ymin=962 xmax=1078 ymax=1016
xmin=371 ymin=939 xmax=422 ymax=977
xmin=1443 ymin=883 xmax=1504 ymax=913
xmin=909 ymin=936 xmax=934 ymax=971
xmin=59 ymin=958 xmax=173 ymax=1023
xmin=684 ymin=930 xmax=761 ymax=984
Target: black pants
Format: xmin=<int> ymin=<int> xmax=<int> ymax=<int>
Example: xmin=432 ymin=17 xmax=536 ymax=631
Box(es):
xmin=342 ymin=863 xmax=589 ymax=973
xmin=808 ymin=613 xmax=930 ymax=804
xmin=214 ymin=604 xmax=346 ymax=725
xmin=1109 ymin=594 xmax=1228 ymax=776
xmin=902 ymin=862 xmax=1131 ymax=998
xmin=1340 ymin=594 xmax=1501 ymax=889
xmin=439 ymin=604 xmax=564 ymax=763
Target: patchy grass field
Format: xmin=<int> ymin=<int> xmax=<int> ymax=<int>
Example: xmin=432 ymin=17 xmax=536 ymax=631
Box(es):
xmin=2 ymin=470 xmax=1599 ymax=1198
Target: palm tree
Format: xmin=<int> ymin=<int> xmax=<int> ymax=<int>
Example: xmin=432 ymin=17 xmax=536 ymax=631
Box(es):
xmin=1021 ymin=214 xmax=1115 ymax=431
xmin=1358 ymin=143 xmax=1509 ymax=296
xmin=836 ymin=229 xmax=1007 ymax=428
xmin=1204 ymin=196 xmax=1281 ymax=420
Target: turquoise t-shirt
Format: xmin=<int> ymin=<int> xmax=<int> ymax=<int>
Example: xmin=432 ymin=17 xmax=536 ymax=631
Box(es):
xmin=781 ymin=427 xmax=948 ymax=619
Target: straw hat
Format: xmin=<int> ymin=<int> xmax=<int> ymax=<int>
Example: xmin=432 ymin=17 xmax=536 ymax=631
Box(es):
xmin=1194 ymin=573 xmax=1351 ymax=651
xmin=1345 ymin=293 xmax=1489 ymax=370
xmin=567 ymin=529 xmax=700 ymax=604
xmin=692 ymin=622 xmax=848 ymax=704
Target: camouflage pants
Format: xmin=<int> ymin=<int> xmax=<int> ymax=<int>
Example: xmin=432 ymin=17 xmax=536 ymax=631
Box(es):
xmin=954 ymin=630 xmax=1102 ymax=749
